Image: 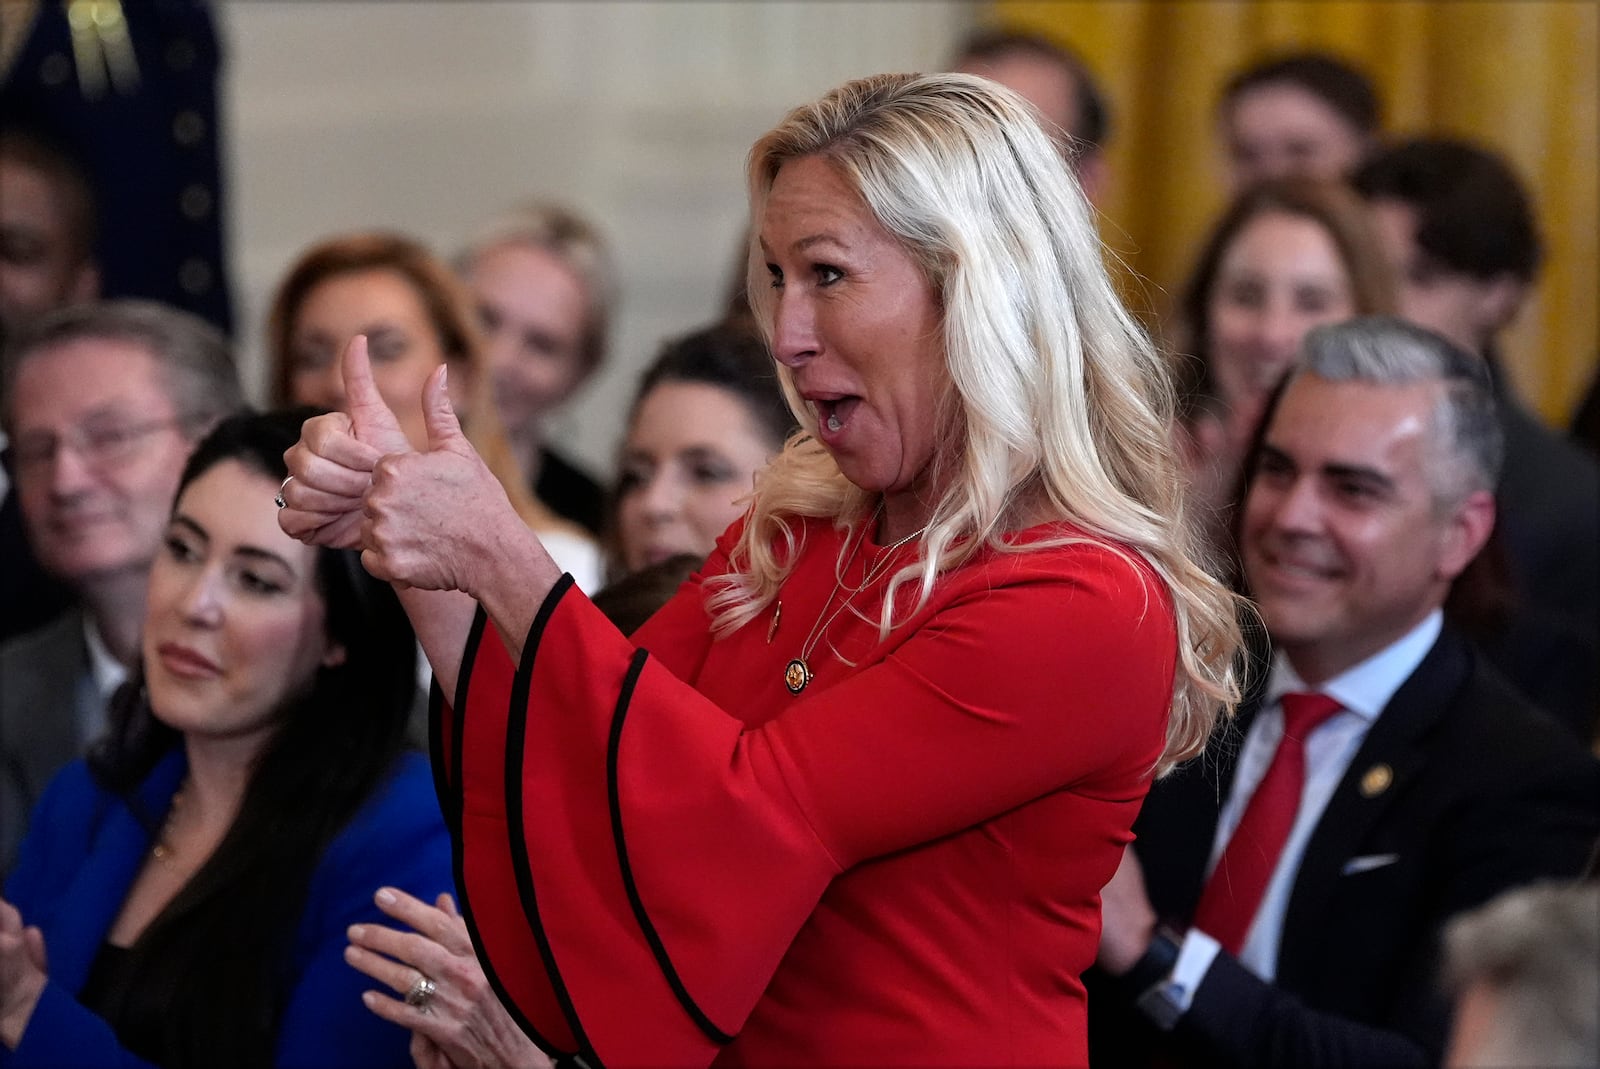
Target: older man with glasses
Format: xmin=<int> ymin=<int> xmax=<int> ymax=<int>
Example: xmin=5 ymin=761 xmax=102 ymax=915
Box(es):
xmin=0 ymin=299 xmax=240 ymax=877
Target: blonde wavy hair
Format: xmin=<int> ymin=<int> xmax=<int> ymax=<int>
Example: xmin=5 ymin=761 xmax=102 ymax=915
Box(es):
xmin=707 ymin=72 xmax=1243 ymax=773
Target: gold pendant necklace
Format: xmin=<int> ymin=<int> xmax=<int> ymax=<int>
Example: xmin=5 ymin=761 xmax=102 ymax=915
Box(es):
xmin=150 ymin=781 xmax=187 ymax=862
xmin=784 ymin=515 xmax=922 ymax=695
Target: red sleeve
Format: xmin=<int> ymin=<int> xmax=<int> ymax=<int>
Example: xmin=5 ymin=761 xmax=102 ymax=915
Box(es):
xmin=429 ymin=605 xmax=581 ymax=1056
xmin=441 ymin=545 xmax=1174 ymax=1067
xmin=623 ymin=521 xmax=741 ymax=681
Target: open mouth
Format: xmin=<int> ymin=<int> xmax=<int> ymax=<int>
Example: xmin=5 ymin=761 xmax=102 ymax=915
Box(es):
xmin=814 ymin=397 xmax=861 ymax=435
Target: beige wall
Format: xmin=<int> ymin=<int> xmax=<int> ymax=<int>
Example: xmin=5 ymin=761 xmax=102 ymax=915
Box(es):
xmin=218 ymin=0 xmax=973 ymax=477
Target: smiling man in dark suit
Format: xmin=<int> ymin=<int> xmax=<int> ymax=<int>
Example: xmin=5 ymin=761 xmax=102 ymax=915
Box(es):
xmin=0 ymin=300 xmax=239 ymax=878
xmin=1089 ymin=316 xmax=1600 ymax=1068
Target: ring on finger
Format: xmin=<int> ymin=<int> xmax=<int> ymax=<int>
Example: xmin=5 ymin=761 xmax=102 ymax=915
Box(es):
xmin=405 ymin=973 xmax=437 ymax=1013
xmin=275 ymin=475 xmax=294 ymax=510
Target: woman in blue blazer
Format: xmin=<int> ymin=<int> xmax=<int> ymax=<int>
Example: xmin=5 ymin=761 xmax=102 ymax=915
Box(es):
xmin=0 ymin=409 xmax=453 ymax=1069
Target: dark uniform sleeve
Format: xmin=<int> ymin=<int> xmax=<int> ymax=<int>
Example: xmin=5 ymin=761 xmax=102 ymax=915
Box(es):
xmin=1 ymin=0 xmax=234 ymax=333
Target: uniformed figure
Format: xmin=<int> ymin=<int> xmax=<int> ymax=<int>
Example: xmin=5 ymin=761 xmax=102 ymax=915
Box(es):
xmin=1 ymin=0 xmax=234 ymax=334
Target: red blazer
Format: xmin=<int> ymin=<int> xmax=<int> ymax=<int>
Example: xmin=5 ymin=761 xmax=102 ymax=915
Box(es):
xmin=433 ymin=517 xmax=1177 ymax=1067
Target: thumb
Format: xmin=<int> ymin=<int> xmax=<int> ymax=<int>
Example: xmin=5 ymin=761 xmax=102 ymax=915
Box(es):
xmin=341 ymin=335 xmax=403 ymax=440
xmin=422 ymin=364 xmax=465 ymax=451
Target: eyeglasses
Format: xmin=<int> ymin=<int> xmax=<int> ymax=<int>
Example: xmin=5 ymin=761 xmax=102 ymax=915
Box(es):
xmin=9 ymin=416 xmax=192 ymax=476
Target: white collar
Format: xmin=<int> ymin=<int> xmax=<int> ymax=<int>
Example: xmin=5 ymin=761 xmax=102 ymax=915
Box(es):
xmin=82 ymin=615 xmax=131 ymax=700
xmin=1266 ymin=609 xmax=1444 ymax=723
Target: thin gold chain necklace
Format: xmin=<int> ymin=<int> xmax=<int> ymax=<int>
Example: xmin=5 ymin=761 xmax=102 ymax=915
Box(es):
xmin=150 ymin=780 xmax=188 ymax=862
xmin=784 ymin=517 xmax=922 ymax=695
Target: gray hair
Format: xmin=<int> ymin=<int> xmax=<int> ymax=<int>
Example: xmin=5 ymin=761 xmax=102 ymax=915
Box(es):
xmin=1293 ymin=316 xmax=1503 ymax=504
xmin=1443 ymin=880 xmax=1600 ymax=1068
xmin=2 ymin=299 xmax=243 ymax=436
xmin=455 ymin=200 xmax=617 ymax=374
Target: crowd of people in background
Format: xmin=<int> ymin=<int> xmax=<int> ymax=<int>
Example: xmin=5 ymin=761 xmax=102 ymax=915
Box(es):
xmin=1 ymin=8 xmax=1596 ymax=1069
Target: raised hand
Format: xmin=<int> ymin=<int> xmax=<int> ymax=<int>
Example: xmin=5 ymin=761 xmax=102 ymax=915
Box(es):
xmin=359 ymin=364 xmax=519 ymax=595
xmin=280 ymin=335 xmax=413 ymax=549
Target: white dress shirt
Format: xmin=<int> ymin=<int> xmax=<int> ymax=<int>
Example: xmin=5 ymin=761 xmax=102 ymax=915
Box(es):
xmin=80 ymin=616 xmax=130 ymax=746
xmin=1166 ymin=610 xmax=1443 ymax=1009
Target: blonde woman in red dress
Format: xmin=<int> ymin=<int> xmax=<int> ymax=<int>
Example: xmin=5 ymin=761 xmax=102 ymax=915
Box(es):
xmin=280 ymin=72 xmax=1242 ymax=1068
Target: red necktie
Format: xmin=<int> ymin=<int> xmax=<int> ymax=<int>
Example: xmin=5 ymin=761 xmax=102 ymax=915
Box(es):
xmin=1191 ymin=691 xmax=1343 ymax=955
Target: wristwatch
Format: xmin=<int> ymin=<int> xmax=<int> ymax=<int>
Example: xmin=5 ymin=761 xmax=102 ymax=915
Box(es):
xmin=1126 ymin=927 xmax=1187 ymax=1031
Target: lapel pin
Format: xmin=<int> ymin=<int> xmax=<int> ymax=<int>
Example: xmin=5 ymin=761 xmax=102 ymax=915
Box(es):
xmin=1360 ymin=763 xmax=1393 ymax=798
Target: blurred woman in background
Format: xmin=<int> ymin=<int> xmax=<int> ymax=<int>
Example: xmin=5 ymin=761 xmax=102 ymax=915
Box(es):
xmin=456 ymin=202 xmax=617 ymax=536
xmin=267 ymin=232 xmax=601 ymax=590
xmin=610 ymin=319 xmax=796 ymax=577
xmin=1172 ymin=178 xmax=1392 ymax=570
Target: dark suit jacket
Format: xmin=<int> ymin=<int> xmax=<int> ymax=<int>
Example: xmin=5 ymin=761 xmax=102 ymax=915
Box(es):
xmin=0 ymin=612 xmax=94 ymax=879
xmin=0 ymin=487 xmax=74 ymax=644
xmin=533 ymin=445 xmax=606 ymax=537
xmin=1495 ymin=394 xmax=1600 ymax=646
xmin=1 ymin=0 xmax=234 ymax=333
xmin=1089 ymin=627 xmax=1600 ymax=1069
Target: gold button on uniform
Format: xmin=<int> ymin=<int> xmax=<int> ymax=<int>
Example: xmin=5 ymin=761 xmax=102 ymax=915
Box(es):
xmin=180 ymin=184 xmax=212 ymax=219
xmin=179 ymin=257 xmax=212 ymax=294
xmin=172 ymin=110 xmax=206 ymax=145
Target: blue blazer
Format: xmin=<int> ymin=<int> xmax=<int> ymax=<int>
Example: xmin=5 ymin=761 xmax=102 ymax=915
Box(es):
xmin=2 ymin=750 xmax=454 ymax=1068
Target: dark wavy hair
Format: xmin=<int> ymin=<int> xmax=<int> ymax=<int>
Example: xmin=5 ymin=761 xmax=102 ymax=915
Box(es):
xmin=85 ymin=408 xmax=418 ymax=1069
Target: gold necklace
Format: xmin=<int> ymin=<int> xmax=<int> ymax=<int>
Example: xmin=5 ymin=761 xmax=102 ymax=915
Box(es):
xmin=784 ymin=519 xmax=922 ymax=695
xmin=150 ymin=782 xmax=187 ymax=862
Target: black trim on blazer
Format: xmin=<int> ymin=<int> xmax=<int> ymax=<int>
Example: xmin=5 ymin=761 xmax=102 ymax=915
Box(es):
xmin=427 ymin=605 xmax=487 ymax=825
xmin=442 ymin=599 xmax=575 ymax=1060
xmin=607 ymin=648 xmax=737 ymax=1045
xmin=501 ymin=575 xmax=605 ymax=1065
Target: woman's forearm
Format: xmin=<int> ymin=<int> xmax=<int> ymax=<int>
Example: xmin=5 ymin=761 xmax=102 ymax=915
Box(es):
xmin=472 ymin=515 xmax=567 ymax=667
xmin=396 ymin=588 xmax=478 ymax=699
xmin=397 ymin=515 xmax=565 ymax=695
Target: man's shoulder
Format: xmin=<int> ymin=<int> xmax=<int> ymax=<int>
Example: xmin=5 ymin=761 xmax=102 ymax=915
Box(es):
xmin=0 ymin=611 xmax=84 ymax=664
xmin=1372 ymin=630 xmax=1597 ymax=809
xmin=1420 ymin=648 xmax=1591 ymax=770
xmin=0 ymin=612 xmax=88 ymax=722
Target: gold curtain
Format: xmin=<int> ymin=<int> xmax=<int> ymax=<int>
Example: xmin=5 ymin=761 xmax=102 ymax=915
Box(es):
xmin=990 ymin=0 xmax=1598 ymax=423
